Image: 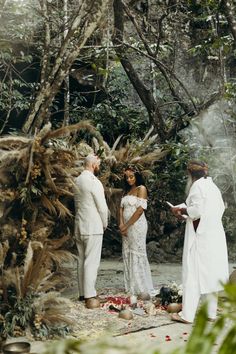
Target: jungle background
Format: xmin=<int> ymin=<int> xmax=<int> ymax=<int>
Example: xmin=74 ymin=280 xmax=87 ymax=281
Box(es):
xmin=0 ymin=0 xmax=236 ymax=340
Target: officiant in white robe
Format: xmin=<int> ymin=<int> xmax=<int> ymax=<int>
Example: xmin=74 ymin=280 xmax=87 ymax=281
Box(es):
xmin=171 ymin=161 xmax=229 ymax=323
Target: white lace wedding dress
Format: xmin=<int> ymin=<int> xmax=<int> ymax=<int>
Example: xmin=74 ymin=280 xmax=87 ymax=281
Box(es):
xmin=121 ymin=195 xmax=154 ymax=295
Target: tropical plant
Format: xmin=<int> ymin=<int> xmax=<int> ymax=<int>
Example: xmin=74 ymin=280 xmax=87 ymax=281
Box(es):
xmin=69 ymin=67 xmax=150 ymax=145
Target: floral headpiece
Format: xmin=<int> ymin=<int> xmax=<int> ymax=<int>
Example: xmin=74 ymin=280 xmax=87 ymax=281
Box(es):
xmin=123 ymin=164 xmax=141 ymax=174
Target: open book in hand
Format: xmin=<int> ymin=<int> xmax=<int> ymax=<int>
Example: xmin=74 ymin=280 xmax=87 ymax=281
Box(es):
xmin=166 ymin=201 xmax=188 ymax=219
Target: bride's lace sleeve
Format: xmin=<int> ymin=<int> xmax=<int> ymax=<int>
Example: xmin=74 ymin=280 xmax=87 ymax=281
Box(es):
xmin=136 ymin=197 xmax=147 ymax=210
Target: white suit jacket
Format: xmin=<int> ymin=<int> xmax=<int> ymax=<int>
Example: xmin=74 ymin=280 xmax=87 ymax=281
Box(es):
xmin=183 ymin=177 xmax=228 ymax=293
xmin=74 ymin=170 xmax=108 ymax=235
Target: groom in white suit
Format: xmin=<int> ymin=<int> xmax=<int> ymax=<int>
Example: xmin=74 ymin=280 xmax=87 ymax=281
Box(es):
xmin=74 ymin=154 xmax=108 ymax=303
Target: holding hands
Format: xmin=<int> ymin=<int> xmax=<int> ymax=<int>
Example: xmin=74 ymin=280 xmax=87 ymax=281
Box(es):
xmin=119 ymin=222 xmax=128 ymax=236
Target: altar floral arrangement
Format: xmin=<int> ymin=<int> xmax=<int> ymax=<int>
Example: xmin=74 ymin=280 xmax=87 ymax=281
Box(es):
xmin=157 ymin=282 xmax=183 ymax=305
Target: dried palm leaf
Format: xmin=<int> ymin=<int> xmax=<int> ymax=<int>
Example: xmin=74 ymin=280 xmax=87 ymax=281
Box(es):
xmin=37 ymin=272 xmax=70 ymax=293
xmin=30 ymin=227 xmax=51 ymax=242
xmin=113 ymin=145 xmax=130 ymax=162
xmin=15 ymin=266 xmax=22 ymax=298
xmin=47 ymin=234 xmax=70 ymax=250
xmin=0 ymin=136 xmax=30 ymax=150
xmin=22 ymin=247 xmax=49 ymax=294
xmin=0 ymin=240 xmax=9 ymax=266
xmin=22 ymin=241 xmax=43 ymax=295
xmin=47 ymin=250 xmax=75 ymax=267
xmin=130 ymin=150 xmax=167 ymax=166
xmin=105 ymin=187 xmax=123 ymax=218
xmin=111 ymin=135 xmax=123 ymax=154
xmin=0 ymin=150 xmax=26 ymax=167
xmin=143 ymin=126 xmax=154 ymax=141
xmin=56 ymin=188 xmax=73 ymax=197
xmin=41 ymin=195 xmax=57 ymax=215
xmin=99 ymin=170 xmax=112 ymax=185
xmin=41 ymin=314 xmax=74 ymax=326
xmin=42 ymin=120 xmax=103 ymax=144
xmin=33 ymin=291 xmax=73 ymax=313
xmin=73 ymin=141 xmax=94 ymax=158
xmin=92 ymin=137 xmax=100 ymax=153
xmin=23 ymin=241 xmax=34 ymax=284
xmin=36 ymin=123 xmax=52 ymax=139
xmin=52 ymin=199 xmax=73 ymax=218
xmin=3 ymin=267 xmax=20 ymax=289
xmin=10 ymin=252 xmax=17 ymax=267
xmin=41 ymin=156 xmax=58 ymax=193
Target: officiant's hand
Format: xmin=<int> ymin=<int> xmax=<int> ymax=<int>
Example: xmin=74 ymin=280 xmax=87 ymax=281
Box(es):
xmin=171 ymin=207 xmax=186 ymax=220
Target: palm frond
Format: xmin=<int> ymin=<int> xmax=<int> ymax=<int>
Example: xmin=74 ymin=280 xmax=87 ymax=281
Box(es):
xmin=52 ymin=199 xmax=73 ymax=218
xmin=143 ymin=126 xmax=154 ymax=141
xmin=42 ymin=120 xmax=103 ymax=144
xmin=41 ymin=195 xmax=57 ymax=215
xmin=37 ymin=273 xmax=69 ymax=293
xmin=31 ymin=227 xmax=51 ymax=242
xmin=47 ymin=250 xmax=75 ymax=267
xmin=22 ymin=241 xmax=34 ymax=290
xmin=47 ymin=234 xmax=70 ymax=250
xmin=37 ymin=122 xmax=52 ymax=139
xmin=0 ymin=136 xmax=30 ymax=150
xmin=130 ymin=149 xmax=167 ymax=166
xmin=92 ymin=137 xmax=100 ymax=153
xmin=111 ymin=135 xmax=123 ymax=154
xmin=33 ymin=292 xmax=74 ymax=326
xmin=0 ymin=240 xmax=9 ymax=266
xmin=41 ymin=314 xmax=75 ymax=326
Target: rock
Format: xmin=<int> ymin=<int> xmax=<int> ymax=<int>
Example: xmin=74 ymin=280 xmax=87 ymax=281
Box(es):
xmin=229 ymin=269 xmax=236 ymax=284
xmin=146 ymin=241 xmax=167 ymax=263
xmin=137 ymin=292 xmax=151 ymax=301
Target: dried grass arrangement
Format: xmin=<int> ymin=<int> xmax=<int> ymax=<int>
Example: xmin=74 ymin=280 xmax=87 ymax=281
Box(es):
xmin=0 ymin=121 xmax=165 ymax=338
xmin=0 ymin=121 xmax=98 ymax=338
xmin=96 ymin=127 xmax=167 ymax=218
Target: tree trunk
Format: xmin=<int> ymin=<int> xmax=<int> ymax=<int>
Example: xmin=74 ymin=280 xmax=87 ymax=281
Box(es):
xmin=221 ymin=0 xmax=236 ymax=44
xmin=113 ymin=0 xmax=167 ymax=142
xmin=22 ymin=0 xmax=109 ymax=134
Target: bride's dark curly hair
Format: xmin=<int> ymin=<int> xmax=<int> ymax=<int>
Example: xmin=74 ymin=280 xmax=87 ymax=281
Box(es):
xmin=123 ymin=164 xmax=146 ymax=194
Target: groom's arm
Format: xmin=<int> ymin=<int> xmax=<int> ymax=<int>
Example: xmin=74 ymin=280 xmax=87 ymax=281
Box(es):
xmin=91 ymin=180 xmax=108 ymax=229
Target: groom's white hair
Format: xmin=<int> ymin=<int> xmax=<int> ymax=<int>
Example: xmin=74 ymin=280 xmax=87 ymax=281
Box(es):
xmin=84 ymin=154 xmax=100 ymax=167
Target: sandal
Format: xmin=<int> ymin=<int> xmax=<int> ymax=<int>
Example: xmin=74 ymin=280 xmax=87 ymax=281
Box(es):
xmin=171 ymin=313 xmax=192 ymax=324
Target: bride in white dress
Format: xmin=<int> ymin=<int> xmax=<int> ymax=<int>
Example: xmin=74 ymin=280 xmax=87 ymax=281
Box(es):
xmin=119 ymin=166 xmax=154 ymax=296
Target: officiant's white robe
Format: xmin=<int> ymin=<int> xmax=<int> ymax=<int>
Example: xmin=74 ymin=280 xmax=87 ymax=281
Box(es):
xmin=180 ymin=177 xmax=229 ymax=322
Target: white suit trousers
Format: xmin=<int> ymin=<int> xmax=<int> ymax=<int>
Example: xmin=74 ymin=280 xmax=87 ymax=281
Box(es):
xmin=75 ymin=234 xmax=103 ymax=299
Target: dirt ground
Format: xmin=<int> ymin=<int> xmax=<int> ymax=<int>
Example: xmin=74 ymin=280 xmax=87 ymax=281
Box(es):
xmin=4 ymin=260 xmax=236 ymax=354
